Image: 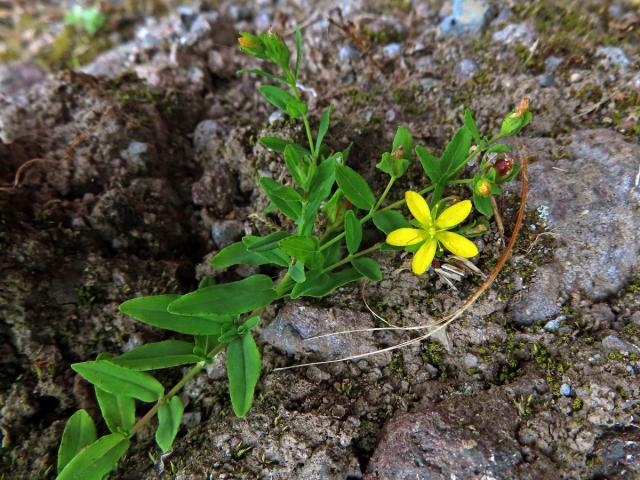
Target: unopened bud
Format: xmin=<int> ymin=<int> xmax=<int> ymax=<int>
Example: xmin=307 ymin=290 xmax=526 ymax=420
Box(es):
xmin=392 ymin=145 xmax=404 ymax=159
xmin=494 ymin=157 xmax=514 ymax=177
xmin=515 ymin=97 xmax=530 ymax=118
xmin=238 ymin=36 xmax=258 ymax=48
xmin=475 ymin=178 xmax=492 ymax=197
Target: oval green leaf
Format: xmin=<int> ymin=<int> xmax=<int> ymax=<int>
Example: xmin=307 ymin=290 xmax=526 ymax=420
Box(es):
xmin=351 ymin=257 xmax=383 ymax=282
xmin=156 ymin=396 xmax=184 ymax=453
xmin=226 ymin=332 xmax=261 ymax=417
xmin=110 ymin=340 xmax=201 ymax=371
xmin=335 ymin=164 xmax=375 ymax=210
xmin=95 ymin=388 xmax=136 ymax=434
xmin=57 ymin=433 xmax=130 ymax=480
xmin=168 ymin=275 xmax=277 ymax=316
xmin=57 ymin=409 xmax=97 ymax=473
xmin=72 ymin=360 xmax=164 ymax=403
xmin=119 ymin=295 xmax=234 ymax=335
xmin=344 ymin=210 xmax=362 ymax=254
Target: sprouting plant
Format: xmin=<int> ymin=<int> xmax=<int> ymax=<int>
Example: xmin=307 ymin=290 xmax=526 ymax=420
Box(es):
xmin=64 ymin=4 xmax=106 ymax=35
xmin=54 ymin=28 xmax=532 ymax=479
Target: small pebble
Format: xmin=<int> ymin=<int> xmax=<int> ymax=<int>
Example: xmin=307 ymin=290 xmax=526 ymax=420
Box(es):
xmin=560 ymin=383 xmax=572 ymax=397
xmin=570 ymin=72 xmax=582 ymax=83
xmin=538 ymin=73 xmax=554 ymax=88
xmin=382 ymin=43 xmax=402 ymax=59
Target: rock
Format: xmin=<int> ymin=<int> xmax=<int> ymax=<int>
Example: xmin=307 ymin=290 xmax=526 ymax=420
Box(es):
xmin=365 ymin=389 xmax=547 ymax=479
xmin=602 ymin=335 xmax=637 ymax=354
xmin=510 ymin=130 xmax=640 ymax=324
xmin=455 ymin=58 xmax=478 ymax=83
xmin=439 ymin=0 xmax=493 ymax=37
xmin=560 ymin=383 xmax=572 ymax=397
xmin=544 ymin=55 xmax=564 ymax=73
xmin=596 ymin=46 xmax=630 ymax=73
xmin=191 ymin=165 xmax=237 ymax=214
xmin=492 ymin=22 xmax=536 ymax=46
xmin=543 ymin=316 xmax=565 ymax=332
xmin=338 ymin=45 xmax=359 ymax=62
xmin=570 ymin=72 xmax=583 ymax=83
xmin=0 ymin=61 xmax=46 ymax=96
xmin=382 ymin=43 xmax=402 ymax=59
xmin=210 ymin=219 xmax=243 ymax=248
xmin=538 ymin=73 xmax=555 ymax=88
xmin=263 ymin=302 xmax=377 ymax=360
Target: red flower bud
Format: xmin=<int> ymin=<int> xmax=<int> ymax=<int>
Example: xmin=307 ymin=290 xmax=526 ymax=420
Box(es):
xmin=494 ymin=157 xmax=514 ymax=177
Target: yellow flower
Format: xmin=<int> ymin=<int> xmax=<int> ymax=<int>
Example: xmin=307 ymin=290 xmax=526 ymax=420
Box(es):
xmin=386 ymin=191 xmax=479 ymax=275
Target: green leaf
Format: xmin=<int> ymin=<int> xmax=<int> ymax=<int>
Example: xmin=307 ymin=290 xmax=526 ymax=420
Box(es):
xmin=464 ymin=108 xmax=482 ymax=145
xmin=335 ymin=164 xmax=375 ymax=210
xmin=440 ymin=126 xmax=472 ymax=179
xmin=376 ymin=151 xmax=409 ymax=178
xmin=416 ymin=146 xmax=441 ymax=183
xmin=95 ymin=388 xmax=136 ymax=434
xmin=303 ymin=155 xmax=338 ymax=227
xmin=259 ymin=136 xmax=309 ymax=156
xmin=110 ymin=340 xmax=200 ymax=371
xmin=372 ymin=210 xmax=410 ymax=235
xmin=279 ymin=236 xmax=324 ymax=269
xmin=486 ymin=144 xmax=511 ymax=154
xmin=288 ymin=262 xmax=306 ymax=283
xmin=212 ymin=240 xmax=289 ymax=269
xmin=57 ymin=410 xmax=97 ymax=473
xmin=315 ymin=104 xmax=332 ymax=153
xmin=392 ymin=125 xmax=413 ymax=160
xmin=119 ymin=295 xmax=234 ymax=335
xmin=294 ymin=27 xmax=303 ymax=80
xmin=57 ymin=433 xmax=130 ymax=480
xmin=283 ymin=144 xmax=307 ymax=186
xmin=344 ymin=210 xmax=362 ymax=254
xmin=194 ymin=334 xmax=219 ymax=357
xmin=72 ymin=360 xmax=164 ymax=403
xmin=168 ymin=275 xmax=277 ymax=316
xmin=226 ymin=332 xmax=261 ymax=417
xmin=259 ymin=177 xmax=304 ymax=221
xmin=472 ymin=189 xmax=494 ymax=217
xmin=351 ymin=257 xmax=383 ymax=282
xmin=259 ymin=85 xmax=307 ymax=118
xmin=244 ymin=232 xmax=291 ymax=252
xmin=290 ymin=268 xmax=363 ymax=299
xmin=156 ymin=396 xmax=184 ymax=453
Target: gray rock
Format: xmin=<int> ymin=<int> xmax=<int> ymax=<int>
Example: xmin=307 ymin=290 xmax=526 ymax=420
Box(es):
xmin=210 ymin=220 xmax=243 ymax=248
xmin=602 ymin=335 xmax=638 ymax=354
xmin=538 ymin=73 xmax=555 ymax=88
xmin=263 ymin=302 xmax=376 ymax=360
xmin=596 ymin=46 xmax=630 ymax=73
xmin=492 ymin=22 xmax=536 ymax=45
xmin=382 ymin=43 xmax=402 ymax=59
xmin=511 ymin=130 xmax=640 ymax=324
xmin=338 ymin=45 xmax=359 ymax=62
xmin=544 ymin=55 xmax=564 ymax=73
xmin=0 ymin=61 xmax=46 ymax=96
xmin=191 ymin=165 xmax=237 ymax=214
xmin=543 ymin=316 xmax=565 ymax=332
xmin=439 ymin=0 xmax=493 ymax=37
xmin=560 ymin=383 xmax=572 ymax=397
xmin=455 ymin=58 xmax=478 ymax=83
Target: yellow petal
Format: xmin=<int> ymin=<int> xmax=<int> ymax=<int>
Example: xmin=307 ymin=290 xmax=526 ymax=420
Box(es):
xmin=386 ymin=228 xmax=427 ymax=246
xmin=436 ymin=231 xmax=478 ymax=258
xmin=412 ymin=240 xmax=437 ymax=275
xmin=435 ymin=199 xmax=472 ymax=230
xmin=405 ymin=191 xmax=432 ymax=227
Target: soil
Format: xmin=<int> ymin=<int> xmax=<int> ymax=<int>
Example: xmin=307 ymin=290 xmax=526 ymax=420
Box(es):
xmin=1 ymin=1 xmax=639 ymax=479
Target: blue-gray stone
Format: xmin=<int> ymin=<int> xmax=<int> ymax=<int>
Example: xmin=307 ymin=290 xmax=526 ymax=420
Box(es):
xmin=455 ymin=58 xmax=478 ymax=83
xmin=383 ymin=43 xmax=402 ymax=59
xmin=440 ymin=0 xmax=493 ymax=36
xmin=538 ymin=73 xmax=555 ymax=88
xmin=544 ymin=55 xmax=564 ymax=73
xmin=543 ymin=316 xmax=565 ymax=332
xmin=596 ymin=46 xmax=630 ymax=73
xmin=560 ymin=383 xmax=572 ymax=397
xmin=339 ymin=45 xmax=359 ymax=62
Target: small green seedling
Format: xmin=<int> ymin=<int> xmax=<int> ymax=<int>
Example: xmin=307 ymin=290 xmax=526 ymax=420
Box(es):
xmin=55 ymin=27 xmax=532 ymax=479
xmin=64 ymin=4 xmax=106 ymax=35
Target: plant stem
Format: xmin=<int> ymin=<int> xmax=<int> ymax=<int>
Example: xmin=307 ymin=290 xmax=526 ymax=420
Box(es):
xmin=322 ymin=243 xmax=382 ymax=273
xmin=129 ymin=352 xmax=216 ymax=436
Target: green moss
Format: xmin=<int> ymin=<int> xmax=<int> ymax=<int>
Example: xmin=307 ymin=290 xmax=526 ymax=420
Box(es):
xmin=389 ymin=352 xmax=406 ymax=379
xmin=36 ymin=26 xmax=112 ymax=71
xmin=421 ymin=340 xmax=447 ymax=378
xmin=572 ymin=397 xmax=583 ymax=411
xmin=392 ymin=85 xmax=422 ymax=115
